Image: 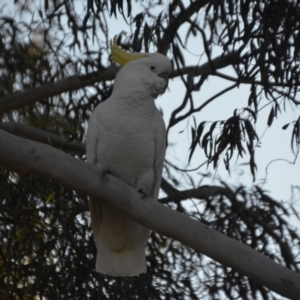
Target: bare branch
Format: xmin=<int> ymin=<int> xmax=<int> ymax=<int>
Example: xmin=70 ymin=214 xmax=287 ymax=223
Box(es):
xmin=159 ymin=185 xmax=235 ymax=204
xmin=0 ymin=128 xmax=300 ymax=298
xmin=270 ymin=87 xmax=300 ymax=105
xmin=0 ymin=122 xmax=85 ymax=153
xmin=158 ymin=0 xmax=210 ymax=55
xmin=0 ymin=66 xmax=119 ymax=115
xmin=214 ymin=71 xmax=300 ymax=87
xmin=170 ymin=51 xmax=239 ymax=79
xmin=168 ymin=83 xmax=238 ymax=130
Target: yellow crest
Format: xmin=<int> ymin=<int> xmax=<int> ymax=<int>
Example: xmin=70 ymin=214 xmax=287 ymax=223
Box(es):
xmin=110 ymin=36 xmax=149 ymax=66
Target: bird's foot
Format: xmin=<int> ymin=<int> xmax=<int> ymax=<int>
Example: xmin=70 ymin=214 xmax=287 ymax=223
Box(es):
xmin=103 ymin=169 xmax=114 ymax=177
xmin=138 ymin=189 xmax=147 ymax=199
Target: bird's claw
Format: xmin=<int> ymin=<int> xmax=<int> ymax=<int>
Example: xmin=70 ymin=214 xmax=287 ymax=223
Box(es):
xmin=138 ymin=189 xmax=147 ymax=199
xmin=103 ymin=169 xmax=114 ymax=177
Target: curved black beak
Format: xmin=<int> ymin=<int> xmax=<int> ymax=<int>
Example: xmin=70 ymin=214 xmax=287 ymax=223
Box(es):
xmin=158 ymin=73 xmax=169 ymax=82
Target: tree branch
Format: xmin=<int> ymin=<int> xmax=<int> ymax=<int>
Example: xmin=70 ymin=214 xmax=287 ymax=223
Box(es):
xmin=159 ymin=184 xmax=235 ymax=204
xmin=0 ymin=129 xmax=299 ymax=299
xmin=0 ymin=51 xmax=238 ymax=114
xmin=214 ymin=71 xmax=300 ymax=87
xmin=168 ymin=82 xmax=238 ymax=130
xmin=169 ymin=52 xmax=239 ymax=79
xmin=0 ymin=122 xmax=85 ymax=153
xmin=0 ymin=65 xmax=119 ymax=115
xmin=158 ymin=0 xmax=210 ymax=55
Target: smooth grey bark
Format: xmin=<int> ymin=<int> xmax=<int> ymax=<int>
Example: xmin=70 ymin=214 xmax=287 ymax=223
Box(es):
xmin=0 ymin=128 xmax=299 ymax=299
xmin=0 ymin=122 xmax=85 ymax=153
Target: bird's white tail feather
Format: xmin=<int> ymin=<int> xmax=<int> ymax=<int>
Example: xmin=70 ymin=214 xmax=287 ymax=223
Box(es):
xmin=90 ymin=198 xmax=149 ymax=276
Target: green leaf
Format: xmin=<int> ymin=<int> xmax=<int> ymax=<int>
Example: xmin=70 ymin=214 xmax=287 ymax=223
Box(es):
xmin=46 ymin=192 xmax=54 ymax=203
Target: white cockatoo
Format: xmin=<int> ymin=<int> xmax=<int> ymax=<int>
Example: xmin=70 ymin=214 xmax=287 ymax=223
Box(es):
xmin=86 ymin=37 xmax=172 ymax=276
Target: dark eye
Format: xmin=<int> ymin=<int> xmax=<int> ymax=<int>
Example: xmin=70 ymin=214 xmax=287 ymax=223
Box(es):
xmin=150 ymin=66 xmax=156 ymax=71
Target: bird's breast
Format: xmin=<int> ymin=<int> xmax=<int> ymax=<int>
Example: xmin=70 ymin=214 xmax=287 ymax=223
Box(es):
xmin=95 ymin=101 xmax=160 ymax=189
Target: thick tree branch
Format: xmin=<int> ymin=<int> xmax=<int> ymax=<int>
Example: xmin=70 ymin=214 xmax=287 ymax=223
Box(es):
xmin=0 ymin=125 xmax=242 ymax=203
xmin=0 ymin=125 xmax=238 ymax=203
xmin=0 ymin=129 xmax=299 ymax=299
xmin=0 ymin=122 xmax=85 ymax=153
xmin=0 ymin=65 xmax=119 ymax=115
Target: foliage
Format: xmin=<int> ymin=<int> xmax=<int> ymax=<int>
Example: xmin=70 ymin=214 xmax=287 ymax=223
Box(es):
xmin=0 ymin=0 xmax=300 ymax=299
xmin=1 ymin=172 xmax=299 ymax=299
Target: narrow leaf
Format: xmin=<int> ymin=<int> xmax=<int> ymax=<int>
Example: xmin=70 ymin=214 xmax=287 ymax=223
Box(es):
xmin=267 ymin=107 xmax=274 ymax=126
xmin=282 ymin=123 xmax=290 ymax=130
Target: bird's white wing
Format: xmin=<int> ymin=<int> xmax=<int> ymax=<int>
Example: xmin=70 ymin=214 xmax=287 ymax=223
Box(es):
xmin=151 ymin=111 xmax=166 ymax=200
